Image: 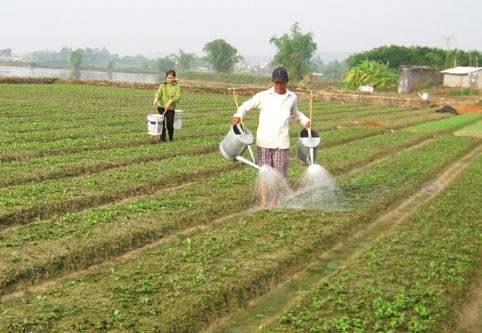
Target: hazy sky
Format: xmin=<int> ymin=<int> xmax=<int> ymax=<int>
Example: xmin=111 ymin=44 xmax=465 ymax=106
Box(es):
xmin=2 ymin=0 xmax=481 ymax=61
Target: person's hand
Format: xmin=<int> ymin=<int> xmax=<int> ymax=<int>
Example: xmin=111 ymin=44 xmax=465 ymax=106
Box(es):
xmin=232 ymin=117 xmax=241 ymax=125
xmin=165 ymin=98 xmax=174 ymax=109
xmin=305 ymin=121 xmax=311 ymax=129
xmin=153 ymin=99 xmax=158 ymax=106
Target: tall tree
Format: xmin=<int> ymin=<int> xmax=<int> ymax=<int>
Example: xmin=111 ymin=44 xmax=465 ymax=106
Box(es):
xmin=270 ymin=23 xmax=317 ymax=82
xmin=69 ymin=49 xmax=83 ymax=69
xmin=176 ymin=49 xmax=197 ymax=72
xmin=154 ymin=56 xmax=176 ymax=74
xmin=202 ymin=39 xmax=242 ymax=72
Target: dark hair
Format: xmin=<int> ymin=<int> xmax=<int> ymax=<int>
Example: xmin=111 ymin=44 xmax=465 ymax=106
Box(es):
xmin=166 ymin=69 xmax=176 ymax=77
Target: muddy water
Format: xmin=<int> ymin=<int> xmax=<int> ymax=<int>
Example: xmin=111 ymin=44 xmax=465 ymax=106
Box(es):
xmin=216 ymin=181 xmax=443 ymax=333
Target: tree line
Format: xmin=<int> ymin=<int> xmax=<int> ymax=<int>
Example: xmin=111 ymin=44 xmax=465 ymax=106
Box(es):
xmin=6 ymin=23 xmax=344 ymax=82
xmin=4 ymin=26 xmax=480 ymax=88
xmin=346 ymin=45 xmax=481 ymax=69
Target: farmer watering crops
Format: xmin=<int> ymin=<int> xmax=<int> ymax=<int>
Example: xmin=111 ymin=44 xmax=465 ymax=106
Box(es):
xmin=153 ymin=69 xmax=182 ymax=142
xmin=232 ymin=67 xmax=311 ymax=209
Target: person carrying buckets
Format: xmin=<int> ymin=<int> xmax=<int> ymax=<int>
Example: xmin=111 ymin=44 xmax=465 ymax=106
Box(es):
xmin=231 ymin=66 xmax=311 ymax=209
xmin=153 ymin=69 xmax=182 ymax=142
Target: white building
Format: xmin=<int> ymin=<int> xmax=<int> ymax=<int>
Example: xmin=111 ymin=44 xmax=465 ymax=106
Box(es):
xmin=441 ymin=67 xmax=482 ymax=89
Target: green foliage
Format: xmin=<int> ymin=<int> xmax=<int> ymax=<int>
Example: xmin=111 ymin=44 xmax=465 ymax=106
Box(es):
xmin=68 ymin=49 xmax=83 ymax=70
xmin=450 ymin=87 xmax=482 ymax=96
xmin=270 ymin=22 xmax=317 ymax=82
xmin=319 ymin=60 xmax=349 ymax=81
xmin=154 ymin=55 xmax=176 ymax=73
xmin=202 ymin=39 xmax=242 ymax=72
xmin=346 ymin=45 xmax=482 ymax=69
xmin=175 ymin=49 xmax=197 ymax=72
xmin=106 ymin=60 xmax=114 ymax=71
xmin=343 ymin=60 xmax=398 ymax=90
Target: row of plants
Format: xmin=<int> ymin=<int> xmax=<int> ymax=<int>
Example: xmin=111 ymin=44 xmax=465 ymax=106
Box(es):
xmin=262 ymin=153 xmax=482 ymax=332
xmin=454 ymin=120 xmax=482 ymax=138
xmin=2 ymin=104 xmax=445 ymax=163
xmin=0 ymin=129 xmax=434 ymax=294
xmin=0 ymin=134 xmax=478 ymax=331
xmin=2 ymin=109 xmax=449 ymax=226
xmin=0 ymin=150 xmax=249 ymax=226
xmin=403 ymin=113 xmax=482 ymax=134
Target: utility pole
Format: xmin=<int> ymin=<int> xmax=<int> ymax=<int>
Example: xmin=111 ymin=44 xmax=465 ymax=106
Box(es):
xmin=443 ymin=36 xmax=455 ymax=50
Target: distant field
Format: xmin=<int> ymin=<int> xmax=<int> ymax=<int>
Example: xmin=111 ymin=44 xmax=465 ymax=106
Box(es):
xmin=0 ymin=83 xmax=480 ymax=331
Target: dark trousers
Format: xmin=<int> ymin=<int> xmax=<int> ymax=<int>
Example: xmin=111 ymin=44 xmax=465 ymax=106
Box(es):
xmin=157 ymin=107 xmax=175 ymax=141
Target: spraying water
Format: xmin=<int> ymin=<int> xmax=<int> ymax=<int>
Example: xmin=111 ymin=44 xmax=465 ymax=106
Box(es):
xmin=286 ymin=163 xmax=341 ymax=211
xmin=253 ymin=165 xmax=294 ymax=209
xmin=252 ymin=164 xmax=341 ymax=211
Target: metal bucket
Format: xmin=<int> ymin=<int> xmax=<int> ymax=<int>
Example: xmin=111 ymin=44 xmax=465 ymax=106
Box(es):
xmin=173 ymin=110 xmax=184 ymax=130
xmin=296 ymin=128 xmax=321 ymax=165
xmin=220 ymin=124 xmax=254 ymax=161
xmin=147 ymin=114 xmax=164 ymax=135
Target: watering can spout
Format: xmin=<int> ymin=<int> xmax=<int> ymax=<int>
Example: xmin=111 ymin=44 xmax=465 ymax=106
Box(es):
xmin=236 ymin=156 xmax=261 ymax=170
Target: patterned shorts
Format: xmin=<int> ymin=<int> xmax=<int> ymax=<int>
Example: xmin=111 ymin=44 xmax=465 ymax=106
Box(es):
xmin=257 ymin=147 xmax=290 ymax=177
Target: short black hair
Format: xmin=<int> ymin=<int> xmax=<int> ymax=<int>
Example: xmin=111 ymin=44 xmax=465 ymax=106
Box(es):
xmin=166 ymin=69 xmax=176 ymax=77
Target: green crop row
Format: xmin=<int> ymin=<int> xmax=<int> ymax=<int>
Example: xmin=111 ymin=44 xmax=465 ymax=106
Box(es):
xmin=0 ymin=129 xmax=432 ymax=294
xmin=0 ymin=135 xmax=478 ymax=331
xmin=1 ymin=135 xmax=220 ymax=187
xmin=403 ymin=113 xmax=482 ymax=133
xmin=0 ymin=150 xmax=246 ymax=226
xmin=263 ymin=152 xmax=482 ymax=333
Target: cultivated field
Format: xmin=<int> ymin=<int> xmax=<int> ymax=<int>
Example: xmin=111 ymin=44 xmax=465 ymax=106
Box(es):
xmin=0 ymin=83 xmax=481 ymax=332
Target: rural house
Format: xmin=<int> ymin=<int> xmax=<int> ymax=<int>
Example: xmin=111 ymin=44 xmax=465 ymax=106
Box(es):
xmin=441 ymin=66 xmax=482 ymax=89
xmin=398 ymin=65 xmax=446 ymax=93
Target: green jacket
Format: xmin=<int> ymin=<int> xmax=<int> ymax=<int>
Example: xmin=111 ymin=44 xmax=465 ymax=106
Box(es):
xmin=154 ymin=81 xmax=181 ymax=110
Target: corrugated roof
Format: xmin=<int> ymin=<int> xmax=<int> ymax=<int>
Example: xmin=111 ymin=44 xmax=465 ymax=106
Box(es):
xmin=441 ymin=67 xmax=482 ymax=74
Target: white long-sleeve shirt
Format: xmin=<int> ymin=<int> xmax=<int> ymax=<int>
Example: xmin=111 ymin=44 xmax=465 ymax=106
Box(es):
xmin=233 ymin=87 xmax=309 ymax=149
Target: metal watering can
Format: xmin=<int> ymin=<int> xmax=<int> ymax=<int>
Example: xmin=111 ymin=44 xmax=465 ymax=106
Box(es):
xmin=219 ymin=124 xmax=259 ymax=170
xmin=296 ymin=128 xmax=321 ymax=165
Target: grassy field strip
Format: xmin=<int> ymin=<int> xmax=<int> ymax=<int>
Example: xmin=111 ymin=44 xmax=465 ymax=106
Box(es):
xmin=0 ymin=150 xmax=249 ymax=227
xmin=0 ymin=113 xmax=144 ymax=132
xmin=1 ymin=107 xmax=438 ymax=147
xmin=261 ymin=150 xmax=482 ymax=332
xmin=0 ymin=168 xmax=256 ymax=297
xmin=0 ymin=122 xmax=147 ymax=145
xmin=0 ymin=136 xmax=478 ymax=331
xmin=0 ymin=124 xmax=383 ymax=185
xmin=0 ymin=102 xmax=419 ymax=139
xmin=403 ymin=113 xmax=482 ymax=133
xmin=0 ymin=130 xmax=433 ymax=227
xmin=313 ymin=106 xmax=415 ymax=122
xmin=454 ymin=118 xmax=482 ymax=138
xmin=1 ymin=136 xmax=221 ymax=187
xmin=0 ymin=117 xmax=391 ymax=163
xmin=0 ymin=131 xmax=433 ymax=294
xmin=291 ymin=131 xmax=432 ymax=177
